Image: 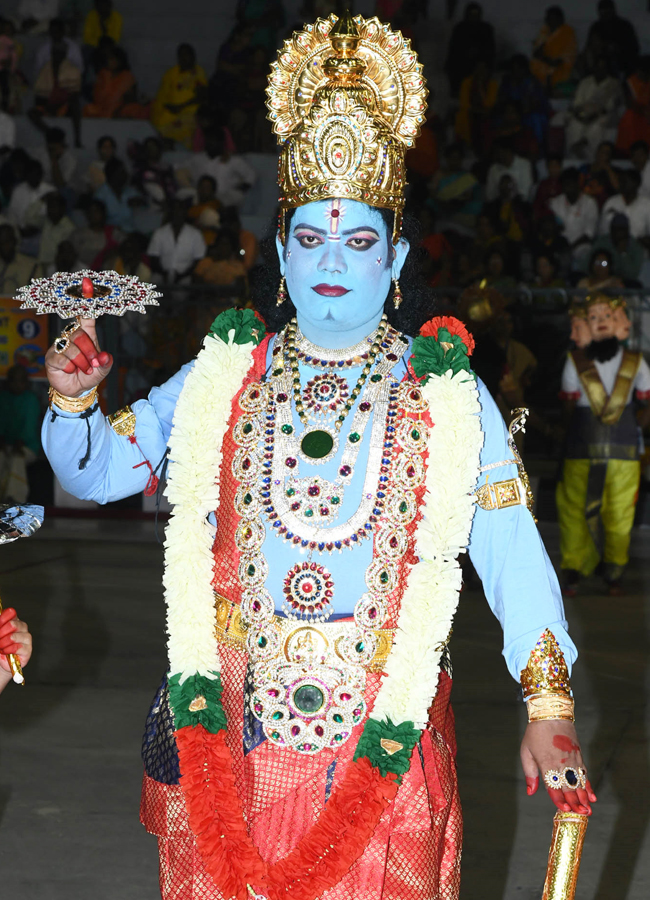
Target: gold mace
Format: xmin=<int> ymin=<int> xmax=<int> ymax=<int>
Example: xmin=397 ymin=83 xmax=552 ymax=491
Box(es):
xmin=0 ymin=596 xmax=24 ymax=685
xmin=542 ymin=811 xmax=588 ymax=900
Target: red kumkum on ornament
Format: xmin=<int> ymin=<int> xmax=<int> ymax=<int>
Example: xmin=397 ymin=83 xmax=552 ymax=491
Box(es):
xmin=283 ymin=561 xmax=334 ymax=620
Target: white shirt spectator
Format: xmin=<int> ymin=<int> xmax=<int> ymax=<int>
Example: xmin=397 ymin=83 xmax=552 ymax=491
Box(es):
xmin=8 ymin=180 xmax=54 ymax=230
xmin=549 ymin=193 xmax=599 ymax=244
xmin=34 ymin=36 xmax=83 ymax=75
xmin=0 ymin=112 xmax=16 ymax=151
xmin=486 ymin=155 xmax=533 ymax=202
xmin=31 ymin=146 xmax=77 ymax=186
xmin=16 ymin=0 xmax=59 ymax=27
xmin=38 ymin=215 xmax=75 ymax=272
xmin=600 ymin=193 xmax=650 ymax=239
xmin=147 ymin=223 xmax=205 ymax=279
xmin=562 ymin=349 xmax=650 ymax=406
xmin=637 ymin=160 xmax=650 ymax=199
xmin=189 ymin=153 xmax=256 ymax=208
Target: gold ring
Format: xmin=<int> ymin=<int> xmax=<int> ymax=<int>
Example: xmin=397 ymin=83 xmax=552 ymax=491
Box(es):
xmin=544 ymin=766 xmax=586 ymax=792
xmin=54 ymin=335 xmax=70 ymax=354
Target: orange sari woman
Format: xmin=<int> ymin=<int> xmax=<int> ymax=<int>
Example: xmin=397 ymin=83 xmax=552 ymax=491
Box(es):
xmin=616 ymin=57 xmax=650 ymax=151
xmin=84 ymin=46 xmax=149 ymax=119
xmin=530 ymin=6 xmax=577 ymax=89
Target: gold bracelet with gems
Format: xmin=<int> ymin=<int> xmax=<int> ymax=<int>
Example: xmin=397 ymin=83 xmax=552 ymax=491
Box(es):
xmin=48 ymin=386 xmax=98 ymax=413
xmin=526 ymin=692 xmax=575 ymax=723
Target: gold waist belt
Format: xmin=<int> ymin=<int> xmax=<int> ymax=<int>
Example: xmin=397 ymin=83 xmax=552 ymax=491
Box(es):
xmin=214 ymin=593 xmax=394 ymax=674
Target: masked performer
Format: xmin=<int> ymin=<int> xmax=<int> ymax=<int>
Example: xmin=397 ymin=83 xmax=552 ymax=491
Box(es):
xmin=557 ymin=294 xmax=650 ymax=596
xmin=40 ymin=13 xmax=595 ymax=900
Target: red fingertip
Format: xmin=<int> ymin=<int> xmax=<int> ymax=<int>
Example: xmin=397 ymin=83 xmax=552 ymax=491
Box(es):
xmin=63 ymin=360 xmax=76 ymax=374
xmin=0 ymin=608 xmax=16 ymax=622
xmin=98 ymin=351 xmax=111 ymax=366
xmin=525 ymin=776 xmax=538 ymax=796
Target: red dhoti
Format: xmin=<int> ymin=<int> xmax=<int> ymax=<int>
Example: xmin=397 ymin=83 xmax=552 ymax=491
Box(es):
xmin=140 ymin=645 xmax=462 ymax=900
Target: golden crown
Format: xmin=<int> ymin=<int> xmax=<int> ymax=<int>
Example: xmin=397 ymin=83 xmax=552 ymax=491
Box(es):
xmin=266 ymin=12 xmax=427 ymax=243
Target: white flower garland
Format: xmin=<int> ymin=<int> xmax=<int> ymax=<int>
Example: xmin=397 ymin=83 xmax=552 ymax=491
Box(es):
xmin=163 ymin=334 xmax=483 ymax=736
xmin=370 ymin=370 xmax=483 ymax=729
xmin=163 ymin=331 xmax=256 ymax=682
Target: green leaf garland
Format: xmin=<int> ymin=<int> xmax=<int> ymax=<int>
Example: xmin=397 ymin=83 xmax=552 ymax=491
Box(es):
xmin=410 ymin=327 xmax=473 ymax=381
xmin=168 ymin=671 xmax=228 ymax=733
xmin=353 ymin=717 xmax=420 ymax=780
xmin=208 ymin=308 xmax=266 ymax=346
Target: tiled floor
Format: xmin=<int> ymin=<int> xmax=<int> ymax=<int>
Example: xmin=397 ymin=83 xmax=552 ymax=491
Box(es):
xmin=0 ymin=518 xmax=648 ymax=899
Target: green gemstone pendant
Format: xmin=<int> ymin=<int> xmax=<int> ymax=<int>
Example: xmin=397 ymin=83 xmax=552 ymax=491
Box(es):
xmin=300 ymin=429 xmax=334 ymax=459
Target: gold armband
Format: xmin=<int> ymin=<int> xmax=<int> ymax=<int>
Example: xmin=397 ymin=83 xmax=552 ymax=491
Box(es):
xmin=521 ymin=629 xmax=574 ymax=722
xmin=48 ymin=386 xmax=98 ymax=414
xmin=107 ymin=405 xmax=136 ymax=437
xmin=475 ymin=476 xmax=527 ymax=511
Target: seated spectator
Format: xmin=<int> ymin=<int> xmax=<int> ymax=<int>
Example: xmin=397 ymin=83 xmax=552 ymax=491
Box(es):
xmin=578 ymin=140 xmax=620 ymax=208
xmin=0 ymin=224 xmax=40 ymax=294
xmin=429 ymin=143 xmax=481 ymax=230
xmin=417 ymin=206 xmax=453 ymax=287
xmin=15 ymin=0 xmax=59 ymax=34
xmin=522 ymin=212 xmax=572 ymax=281
xmin=468 ymin=211 xmax=505 ymax=269
xmin=80 ymin=134 xmax=116 ymax=192
xmin=451 ymin=249 xmax=479 ymax=288
xmin=489 ymin=100 xmax=539 ymax=160
xmin=534 ymin=251 xmax=566 ymax=288
xmin=31 ymin=125 xmax=77 ymax=189
xmin=482 ymin=247 xmax=517 ymax=290
xmin=189 ymin=127 xmax=256 ymax=208
xmin=0 ymin=108 xmax=15 ymax=153
xmin=147 ymin=198 xmax=205 ymax=284
xmin=485 ymin=138 xmax=533 ymax=202
xmin=131 ymin=136 xmax=176 ymax=208
xmin=8 ymin=159 xmax=53 ymax=232
xmin=219 ymin=205 xmax=257 ymax=270
xmin=71 ymin=197 xmax=121 ymax=267
xmin=532 ymin=154 xmax=563 ymax=220
xmin=600 ymin=168 xmax=650 ymax=248
xmin=94 ymin=157 xmax=142 ymax=232
xmin=530 ymin=6 xmax=577 ymax=91
xmin=30 ymin=18 xmax=82 ymax=147
xmin=188 ymin=174 xmax=221 ymax=244
xmin=405 ymin=112 xmax=439 ymax=189
xmin=193 ymin=229 xmax=247 ymax=286
xmin=37 ymin=190 xmax=74 ymax=273
xmin=616 ymin=55 xmax=650 ymax=153
xmin=82 ymin=0 xmax=122 ymax=49
xmin=83 ymin=45 xmax=147 ymax=119
xmin=151 ymin=43 xmax=207 ymax=149
xmin=498 ymin=54 xmax=550 ymax=149
xmin=549 ymin=167 xmax=599 ymax=271
xmin=444 ymin=2 xmax=495 ymax=95
xmin=454 ymin=59 xmax=498 ymax=153
xmin=576 ymin=248 xmax=624 ymax=291
xmin=630 ymin=140 xmax=650 ymax=198
xmin=565 ymin=55 xmax=621 ymax=158
xmin=106 ymin=233 xmax=152 ymax=281
xmin=0 ymin=364 xmax=41 ymax=505
xmin=593 ymin=212 xmax=644 ymax=283
xmin=54 ymin=238 xmax=83 ymax=272
xmin=584 ymin=0 xmax=639 ymax=78
xmin=0 ymin=148 xmax=29 ymax=203
xmin=484 ymin=173 xmax=530 ymax=244
xmin=207 ymin=24 xmax=253 ymax=124
xmin=0 ymin=18 xmax=19 ymax=113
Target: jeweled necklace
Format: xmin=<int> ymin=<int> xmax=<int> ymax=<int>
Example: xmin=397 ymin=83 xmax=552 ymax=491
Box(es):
xmin=293 ymin=319 xmax=387 ymax=370
xmin=285 ymin=315 xmax=388 ymax=461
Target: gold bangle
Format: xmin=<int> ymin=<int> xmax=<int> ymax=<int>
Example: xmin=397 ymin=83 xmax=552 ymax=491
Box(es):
xmin=48 ymin=386 xmax=98 ymax=414
xmin=527 ymin=692 xmax=575 ymax=723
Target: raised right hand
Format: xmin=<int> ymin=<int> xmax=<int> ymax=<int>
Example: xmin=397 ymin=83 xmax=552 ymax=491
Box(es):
xmin=45 ymin=317 xmax=113 ymax=399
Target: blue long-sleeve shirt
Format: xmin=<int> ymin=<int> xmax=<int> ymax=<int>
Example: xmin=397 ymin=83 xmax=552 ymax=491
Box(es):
xmin=42 ymin=347 xmax=576 ymax=686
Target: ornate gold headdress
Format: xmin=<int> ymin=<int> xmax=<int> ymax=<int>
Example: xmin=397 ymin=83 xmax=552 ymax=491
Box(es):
xmin=266 ymin=11 xmax=427 ymax=243
xmin=583 ymin=292 xmax=626 ymax=311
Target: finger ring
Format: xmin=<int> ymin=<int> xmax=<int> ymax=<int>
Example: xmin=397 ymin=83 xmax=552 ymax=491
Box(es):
xmin=544 ymin=766 xmax=587 ymax=792
xmin=60 ymin=321 xmax=79 ymax=338
xmin=54 ymin=335 xmax=70 ymax=354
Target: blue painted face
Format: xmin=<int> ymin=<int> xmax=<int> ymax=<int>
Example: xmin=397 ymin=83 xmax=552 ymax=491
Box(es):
xmin=275 ymin=199 xmax=409 ymax=348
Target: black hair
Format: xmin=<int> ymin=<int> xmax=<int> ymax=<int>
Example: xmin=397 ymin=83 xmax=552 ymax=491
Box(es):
xmin=198 ymin=173 xmax=217 ymax=192
xmin=590 ymin=247 xmax=613 ymax=268
xmin=104 ymin=157 xmax=125 ymax=181
xmin=88 ymin=197 xmax=107 ymax=217
xmin=97 ymin=134 xmax=116 ymax=149
xmin=546 ymin=6 xmax=565 ymax=25
xmin=546 ymin=152 xmax=563 ymax=164
xmin=623 ymin=168 xmax=642 ymax=188
xmin=630 ymin=140 xmax=649 ymax=156
xmin=560 ymin=166 xmax=580 ymax=184
xmin=46 ymin=126 xmax=66 ymax=144
xmin=251 ymin=208 xmax=437 ymax=337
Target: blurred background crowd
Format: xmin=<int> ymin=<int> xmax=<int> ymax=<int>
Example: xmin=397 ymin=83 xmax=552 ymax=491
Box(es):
xmin=2 ymin=0 xmax=650 ymax=513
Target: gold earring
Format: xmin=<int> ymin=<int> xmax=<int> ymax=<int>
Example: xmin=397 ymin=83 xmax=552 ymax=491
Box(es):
xmin=276 ymin=276 xmax=287 ymax=307
xmin=392 ymin=278 xmax=403 ymax=309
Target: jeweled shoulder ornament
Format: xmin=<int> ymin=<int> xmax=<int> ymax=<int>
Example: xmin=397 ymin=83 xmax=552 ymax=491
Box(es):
xmin=15 ymin=270 xmax=161 ymax=320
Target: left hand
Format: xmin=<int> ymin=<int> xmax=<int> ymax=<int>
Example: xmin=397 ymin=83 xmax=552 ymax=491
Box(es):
xmin=520 ymin=719 xmax=597 ymax=815
xmin=0 ymin=608 xmax=33 ymax=672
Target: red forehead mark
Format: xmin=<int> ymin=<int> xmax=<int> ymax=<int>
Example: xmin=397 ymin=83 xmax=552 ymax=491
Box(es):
xmin=553 ymin=735 xmax=580 ymax=753
xmin=325 ymin=199 xmax=343 ymax=239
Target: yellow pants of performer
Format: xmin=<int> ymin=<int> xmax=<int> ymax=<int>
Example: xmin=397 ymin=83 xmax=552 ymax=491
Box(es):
xmin=556 ymin=459 xmax=640 ymax=575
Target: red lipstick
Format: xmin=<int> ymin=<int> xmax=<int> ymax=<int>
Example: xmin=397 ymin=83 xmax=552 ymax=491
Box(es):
xmin=312 ymin=284 xmax=350 ymax=297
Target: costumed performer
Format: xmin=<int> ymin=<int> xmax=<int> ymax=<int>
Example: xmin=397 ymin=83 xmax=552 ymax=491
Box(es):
xmin=557 ymin=294 xmax=650 ymax=596
xmin=39 ymin=13 xmax=595 ymax=900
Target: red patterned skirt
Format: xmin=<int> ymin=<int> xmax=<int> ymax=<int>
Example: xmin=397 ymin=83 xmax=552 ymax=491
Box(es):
xmin=140 ymin=646 xmax=462 ymax=900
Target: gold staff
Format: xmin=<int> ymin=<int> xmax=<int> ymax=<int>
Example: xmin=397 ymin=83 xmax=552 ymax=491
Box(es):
xmin=542 ymin=811 xmax=589 ymax=900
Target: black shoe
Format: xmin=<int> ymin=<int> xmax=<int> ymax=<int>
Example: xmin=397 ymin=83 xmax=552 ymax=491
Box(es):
xmin=562 ymin=569 xmax=580 ymax=597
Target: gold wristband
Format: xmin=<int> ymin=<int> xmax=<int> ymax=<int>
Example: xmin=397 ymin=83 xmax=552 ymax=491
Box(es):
xmin=48 ymin=386 xmax=98 ymax=414
xmin=526 ymin=692 xmax=575 ymax=723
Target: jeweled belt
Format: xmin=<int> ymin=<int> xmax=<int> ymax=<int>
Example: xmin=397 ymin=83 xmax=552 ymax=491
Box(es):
xmin=214 ymin=593 xmax=394 ymax=754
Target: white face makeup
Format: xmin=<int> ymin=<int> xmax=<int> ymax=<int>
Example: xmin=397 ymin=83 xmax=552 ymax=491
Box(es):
xmin=276 ymin=199 xmax=409 ymax=349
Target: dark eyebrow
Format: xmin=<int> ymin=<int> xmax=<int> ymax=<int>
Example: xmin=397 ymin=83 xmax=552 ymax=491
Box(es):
xmin=292 ymin=223 xmax=326 ymax=235
xmin=341 ymin=226 xmax=380 ymax=236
